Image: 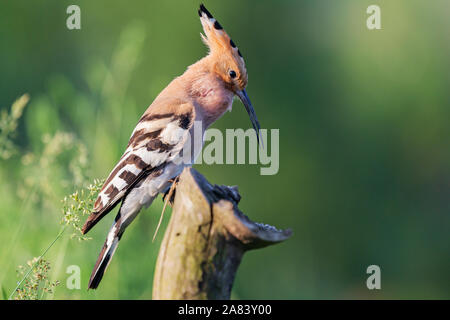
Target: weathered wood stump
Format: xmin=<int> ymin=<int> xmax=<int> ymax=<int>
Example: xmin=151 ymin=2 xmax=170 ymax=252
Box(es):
xmin=152 ymin=167 xmax=291 ymax=300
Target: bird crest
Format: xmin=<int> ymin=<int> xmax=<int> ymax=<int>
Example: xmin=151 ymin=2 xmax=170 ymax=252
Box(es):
xmin=198 ymin=4 xmax=248 ymax=89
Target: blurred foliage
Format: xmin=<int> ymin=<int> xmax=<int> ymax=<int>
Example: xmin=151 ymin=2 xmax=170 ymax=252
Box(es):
xmin=14 ymin=257 xmax=60 ymax=300
xmin=0 ymin=0 xmax=448 ymax=299
xmin=0 ymin=94 xmax=29 ymax=159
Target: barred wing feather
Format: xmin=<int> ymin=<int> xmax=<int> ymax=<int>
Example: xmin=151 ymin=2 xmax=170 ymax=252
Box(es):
xmin=81 ymin=103 xmax=194 ymax=234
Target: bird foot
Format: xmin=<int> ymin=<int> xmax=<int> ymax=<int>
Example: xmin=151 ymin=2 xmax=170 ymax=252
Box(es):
xmin=162 ymin=178 xmax=178 ymax=205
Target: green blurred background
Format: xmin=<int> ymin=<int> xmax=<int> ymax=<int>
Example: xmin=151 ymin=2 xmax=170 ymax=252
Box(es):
xmin=0 ymin=0 xmax=449 ymax=299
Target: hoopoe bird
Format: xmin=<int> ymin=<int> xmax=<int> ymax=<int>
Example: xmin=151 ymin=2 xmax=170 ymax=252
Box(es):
xmin=82 ymin=4 xmax=261 ymax=289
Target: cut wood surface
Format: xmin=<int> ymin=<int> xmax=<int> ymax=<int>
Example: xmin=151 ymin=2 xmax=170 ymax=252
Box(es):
xmin=152 ymin=167 xmax=291 ymax=300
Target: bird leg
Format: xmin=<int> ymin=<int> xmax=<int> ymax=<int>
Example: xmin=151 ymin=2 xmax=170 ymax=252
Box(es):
xmin=162 ymin=178 xmax=178 ymax=205
xmin=153 ymin=177 xmax=179 ymax=242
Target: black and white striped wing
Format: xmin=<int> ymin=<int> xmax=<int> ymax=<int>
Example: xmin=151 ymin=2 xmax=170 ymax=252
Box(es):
xmin=82 ymin=104 xmax=194 ymax=234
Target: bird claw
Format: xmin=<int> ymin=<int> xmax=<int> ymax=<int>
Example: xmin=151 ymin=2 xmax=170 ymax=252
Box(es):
xmin=162 ymin=178 xmax=178 ymax=205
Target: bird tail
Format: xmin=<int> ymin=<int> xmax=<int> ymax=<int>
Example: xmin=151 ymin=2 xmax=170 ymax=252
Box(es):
xmin=88 ymin=221 xmax=122 ymax=289
xmin=87 ymin=177 xmax=160 ymax=289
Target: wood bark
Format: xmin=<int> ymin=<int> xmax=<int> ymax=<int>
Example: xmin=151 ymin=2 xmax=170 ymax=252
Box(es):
xmin=152 ymin=167 xmax=291 ymax=300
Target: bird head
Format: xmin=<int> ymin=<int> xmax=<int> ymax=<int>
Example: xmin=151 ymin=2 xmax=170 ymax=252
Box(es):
xmin=198 ymin=4 xmax=262 ymax=145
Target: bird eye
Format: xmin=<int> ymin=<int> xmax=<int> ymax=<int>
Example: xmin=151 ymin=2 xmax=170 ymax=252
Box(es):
xmin=229 ymin=70 xmax=237 ymax=79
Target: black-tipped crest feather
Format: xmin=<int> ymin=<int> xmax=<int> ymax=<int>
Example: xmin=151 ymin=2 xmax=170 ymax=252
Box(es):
xmin=199 ymin=4 xmax=213 ymax=19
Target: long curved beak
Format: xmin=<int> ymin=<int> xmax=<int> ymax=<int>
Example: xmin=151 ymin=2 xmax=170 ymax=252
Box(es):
xmin=236 ymin=89 xmax=263 ymax=147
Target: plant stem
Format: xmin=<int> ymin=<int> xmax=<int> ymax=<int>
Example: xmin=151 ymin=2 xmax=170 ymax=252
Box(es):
xmin=8 ymin=226 xmax=67 ymax=300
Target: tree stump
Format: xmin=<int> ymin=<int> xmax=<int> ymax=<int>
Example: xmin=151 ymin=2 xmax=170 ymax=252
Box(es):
xmin=152 ymin=167 xmax=291 ymax=300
